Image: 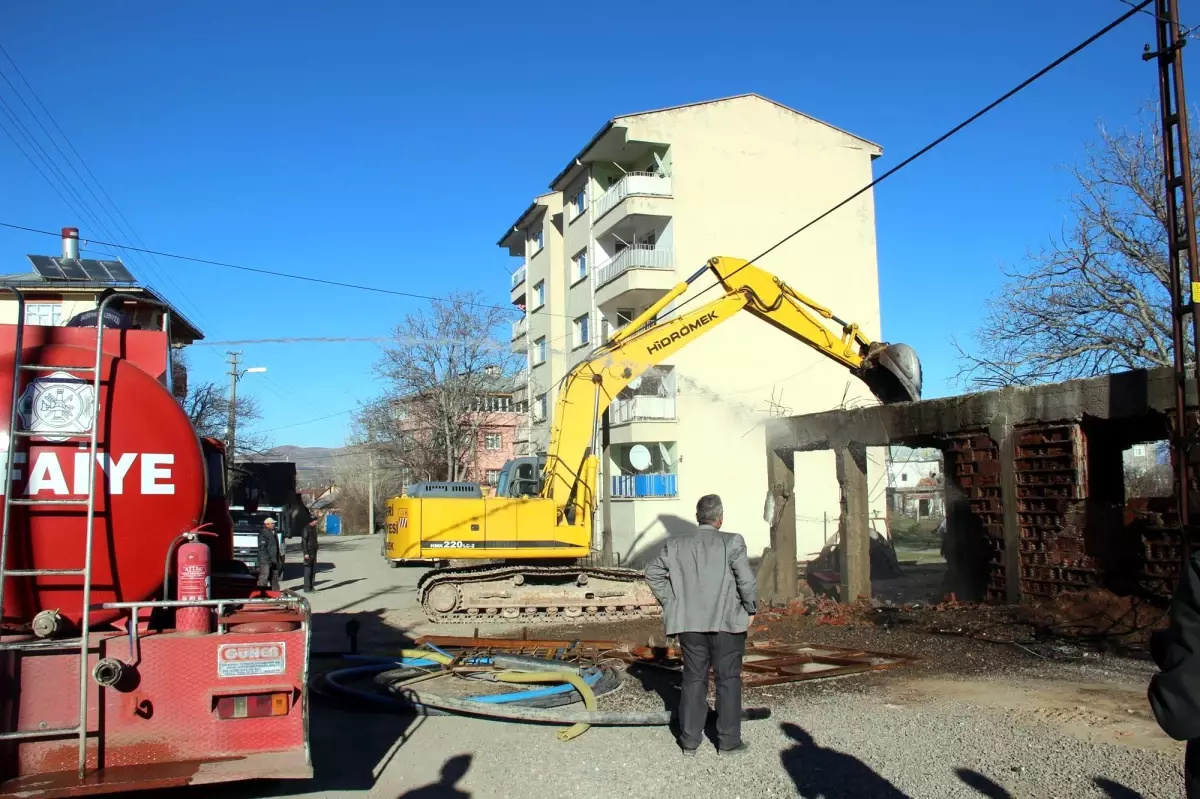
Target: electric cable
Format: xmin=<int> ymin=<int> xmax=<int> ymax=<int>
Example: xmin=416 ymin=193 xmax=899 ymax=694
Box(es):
xmin=662 ymin=0 xmax=1154 ymax=321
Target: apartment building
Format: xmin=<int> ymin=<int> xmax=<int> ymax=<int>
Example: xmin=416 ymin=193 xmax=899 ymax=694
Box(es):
xmin=500 ymin=94 xmax=889 ymax=566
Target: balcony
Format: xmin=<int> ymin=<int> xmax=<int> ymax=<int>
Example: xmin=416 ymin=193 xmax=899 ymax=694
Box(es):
xmin=612 ymin=473 xmax=677 ymax=499
xmin=594 ymin=246 xmax=677 ymax=312
xmin=510 ymin=265 xmax=527 ymax=306
xmin=592 ymin=170 xmax=676 ymax=226
xmin=511 ymin=317 xmax=528 ymax=353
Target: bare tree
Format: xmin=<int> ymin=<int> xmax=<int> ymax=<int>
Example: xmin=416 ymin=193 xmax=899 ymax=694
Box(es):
xmin=353 ymin=291 xmax=520 ymax=484
xmin=956 ymin=104 xmax=1200 ymax=388
xmin=174 ymin=350 xmax=270 ymax=456
xmin=329 ymin=449 xmax=403 ymax=533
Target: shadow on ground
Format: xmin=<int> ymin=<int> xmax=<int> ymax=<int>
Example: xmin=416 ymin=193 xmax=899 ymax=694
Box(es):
xmin=395 ymin=753 xmax=473 ymax=798
xmin=954 ymin=768 xmax=1151 ymax=798
xmin=781 ymin=723 xmax=910 ymax=798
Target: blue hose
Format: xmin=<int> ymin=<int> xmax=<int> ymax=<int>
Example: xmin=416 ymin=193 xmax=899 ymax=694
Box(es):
xmin=421 ymin=642 xmax=455 ymax=659
xmin=467 ymin=667 xmax=603 ymax=704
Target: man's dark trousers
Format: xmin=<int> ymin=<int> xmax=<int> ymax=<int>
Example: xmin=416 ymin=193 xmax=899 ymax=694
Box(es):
xmin=677 ymin=631 xmax=746 ymax=750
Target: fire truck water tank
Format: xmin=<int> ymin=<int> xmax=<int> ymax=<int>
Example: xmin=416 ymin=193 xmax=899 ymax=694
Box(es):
xmin=0 ymin=344 xmax=208 ymax=627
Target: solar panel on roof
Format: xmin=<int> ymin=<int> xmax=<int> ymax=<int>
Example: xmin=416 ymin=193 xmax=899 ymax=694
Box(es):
xmin=57 ymin=258 xmax=89 ymax=279
xmin=81 ymin=260 xmax=135 ymax=283
xmin=25 ymin=255 xmax=136 ymax=284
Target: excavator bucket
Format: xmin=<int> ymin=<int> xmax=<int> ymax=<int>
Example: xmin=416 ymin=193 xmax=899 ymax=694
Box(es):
xmin=860 ymin=342 xmax=923 ymax=405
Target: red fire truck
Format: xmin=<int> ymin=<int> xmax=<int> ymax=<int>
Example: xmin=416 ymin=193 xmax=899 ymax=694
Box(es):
xmin=0 ymin=290 xmax=311 ymax=797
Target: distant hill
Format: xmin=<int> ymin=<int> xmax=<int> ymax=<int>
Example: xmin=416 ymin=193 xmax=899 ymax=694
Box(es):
xmin=250 ymin=445 xmax=349 ymax=483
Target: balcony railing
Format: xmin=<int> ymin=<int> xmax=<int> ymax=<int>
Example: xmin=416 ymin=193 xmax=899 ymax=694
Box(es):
xmin=511 ymin=265 xmax=527 ymax=289
xmin=511 ymin=317 xmax=527 ymax=340
xmin=593 ymin=172 xmax=672 ymax=221
xmin=612 ymin=473 xmax=678 ymax=498
xmin=595 ymin=245 xmax=674 ymax=288
xmin=609 ymin=394 xmax=675 ymax=424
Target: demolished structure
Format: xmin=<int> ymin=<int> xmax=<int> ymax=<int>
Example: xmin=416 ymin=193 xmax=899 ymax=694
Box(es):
xmin=763 ymin=366 xmax=1193 ymax=606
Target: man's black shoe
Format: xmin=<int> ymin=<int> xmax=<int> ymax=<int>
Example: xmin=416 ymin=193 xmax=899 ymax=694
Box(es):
xmin=718 ymin=742 xmax=750 ymax=755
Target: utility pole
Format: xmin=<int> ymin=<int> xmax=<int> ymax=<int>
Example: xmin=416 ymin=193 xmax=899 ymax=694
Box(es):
xmin=1146 ymin=0 xmax=1200 ymax=568
xmin=225 ymin=351 xmax=267 ymax=467
xmin=226 ymin=351 xmax=241 ymax=464
xmin=367 ymin=451 xmax=376 ymax=535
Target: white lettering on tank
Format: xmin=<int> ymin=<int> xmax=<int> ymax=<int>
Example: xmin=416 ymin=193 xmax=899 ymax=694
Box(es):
xmin=99 ymin=453 xmax=137 ymax=494
xmin=141 ymin=454 xmax=174 ymax=495
xmin=26 ymin=452 xmax=68 ymax=496
xmin=74 ymin=450 xmax=91 ymax=495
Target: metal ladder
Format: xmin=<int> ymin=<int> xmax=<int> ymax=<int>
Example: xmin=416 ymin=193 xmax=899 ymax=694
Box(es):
xmin=0 ymin=290 xmax=166 ymax=778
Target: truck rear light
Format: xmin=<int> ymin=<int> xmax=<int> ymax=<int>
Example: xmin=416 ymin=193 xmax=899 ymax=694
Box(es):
xmin=214 ymin=692 xmax=291 ymax=720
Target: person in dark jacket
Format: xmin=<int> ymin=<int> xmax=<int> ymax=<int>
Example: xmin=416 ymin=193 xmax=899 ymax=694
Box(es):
xmin=255 ymin=517 xmax=282 ymax=591
xmin=64 ymin=287 xmax=134 ymax=329
xmin=301 ymin=517 xmax=319 ymax=592
xmin=1149 ymin=550 xmax=1200 ymax=798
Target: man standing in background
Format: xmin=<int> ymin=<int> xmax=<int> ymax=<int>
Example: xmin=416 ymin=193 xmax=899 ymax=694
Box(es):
xmin=645 ymin=494 xmax=757 ymax=756
xmin=301 ymin=517 xmax=319 ymax=592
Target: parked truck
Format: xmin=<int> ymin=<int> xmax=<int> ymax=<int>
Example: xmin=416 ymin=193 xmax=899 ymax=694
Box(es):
xmin=228 ymin=461 xmax=301 ymax=573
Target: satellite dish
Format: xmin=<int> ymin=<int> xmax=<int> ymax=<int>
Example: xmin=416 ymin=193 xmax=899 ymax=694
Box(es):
xmin=627 ymin=376 xmax=643 ymax=391
xmin=628 ymin=444 xmax=652 ymax=471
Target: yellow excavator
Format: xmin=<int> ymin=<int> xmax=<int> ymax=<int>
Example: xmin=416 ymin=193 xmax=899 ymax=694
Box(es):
xmin=387 ymin=256 xmax=922 ymax=623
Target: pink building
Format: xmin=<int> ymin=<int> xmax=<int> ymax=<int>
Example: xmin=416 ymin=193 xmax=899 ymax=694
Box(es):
xmin=391 ymin=375 xmax=521 ymax=492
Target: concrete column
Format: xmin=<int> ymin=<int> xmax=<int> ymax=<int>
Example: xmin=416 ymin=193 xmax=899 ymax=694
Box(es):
xmin=836 ymin=442 xmax=871 ymax=603
xmin=766 ymin=446 xmax=797 ymax=601
xmin=990 ymin=421 xmax=1022 ymax=604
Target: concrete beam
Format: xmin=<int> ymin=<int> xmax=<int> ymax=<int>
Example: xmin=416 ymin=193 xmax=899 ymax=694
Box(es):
xmin=765 ymin=444 xmax=798 ymax=602
xmin=765 ymin=367 xmax=1193 ymax=454
xmin=835 ymin=443 xmax=871 ymax=603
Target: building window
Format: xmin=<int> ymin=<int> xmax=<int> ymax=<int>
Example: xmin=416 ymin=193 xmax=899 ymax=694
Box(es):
xmin=535 ymin=393 xmax=548 ymax=421
xmin=572 ymin=187 xmax=587 ymax=219
xmin=533 ymin=336 xmax=546 ymax=365
xmin=25 ymin=303 xmax=61 ymax=326
xmin=530 ymin=227 xmax=544 ymax=254
xmin=900 ymin=473 xmax=908 ymax=483
xmin=573 ymin=314 xmax=590 ymax=348
xmin=572 ymin=250 xmax=588 ymax=283
xmin=1132 ymin=444 xmax=1147 ymax=457
xmin=485 ymin=469 xmax=500 ymax=486
xmin=617 ymin=308 xmax=635 ymax=327
xmin=532 ymin=280 xmax=545 ymax=309
xmin=485 ymin=433 xmax=502 ymax=450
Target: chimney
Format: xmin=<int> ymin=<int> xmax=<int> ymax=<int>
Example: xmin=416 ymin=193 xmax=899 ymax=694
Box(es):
xmin=61 ymin=227 xmax=79 ymax=260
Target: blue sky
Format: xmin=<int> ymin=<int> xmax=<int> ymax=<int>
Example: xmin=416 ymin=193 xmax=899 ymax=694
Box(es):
xmin=0 ymin=1 xmax=1174 ymax=447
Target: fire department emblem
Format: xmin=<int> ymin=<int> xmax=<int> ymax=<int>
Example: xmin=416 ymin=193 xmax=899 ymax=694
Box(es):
xmin=17 ymin=371 xmax=95 ymax=442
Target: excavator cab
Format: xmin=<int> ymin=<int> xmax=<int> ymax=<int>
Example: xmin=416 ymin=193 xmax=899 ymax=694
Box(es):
xmin=860 ymin=342 xmax=923 ymax=405
xmin=495 ymin=455 xmax=546 ymax=498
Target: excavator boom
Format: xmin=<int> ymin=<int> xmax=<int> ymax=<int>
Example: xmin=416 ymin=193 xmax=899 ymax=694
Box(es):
xmin=406 ymin=256 xmax=922 ymax=623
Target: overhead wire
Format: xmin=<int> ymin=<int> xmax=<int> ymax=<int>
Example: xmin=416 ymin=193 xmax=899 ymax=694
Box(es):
xmin=661 ymin=0 xmax=1155 ymax=321
xmin=0 ymin=42 xmax=212 ymax=330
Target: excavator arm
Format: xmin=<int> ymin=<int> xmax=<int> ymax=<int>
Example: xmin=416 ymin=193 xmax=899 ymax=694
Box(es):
xmin=538 ymin=256 xmax=923 ymax=520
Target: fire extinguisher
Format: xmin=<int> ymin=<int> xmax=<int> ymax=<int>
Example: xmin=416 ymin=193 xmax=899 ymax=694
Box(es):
xmin=176 ymin=531 xmax=215 ymax=635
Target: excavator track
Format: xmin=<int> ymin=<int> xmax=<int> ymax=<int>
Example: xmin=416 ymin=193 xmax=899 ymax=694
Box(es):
xmin=417 ymin=562 xmax=661 ymax=624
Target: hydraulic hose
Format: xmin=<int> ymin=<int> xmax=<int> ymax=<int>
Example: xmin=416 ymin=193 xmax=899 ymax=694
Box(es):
xmin=493 ymin=670 xmax=596 ymax=741
xmin=387 ymin=682 xmax=773 ymax=727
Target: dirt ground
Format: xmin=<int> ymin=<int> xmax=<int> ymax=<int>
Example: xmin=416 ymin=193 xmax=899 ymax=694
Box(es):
xmin=170 ymin=535 xmax=1182 ymax=799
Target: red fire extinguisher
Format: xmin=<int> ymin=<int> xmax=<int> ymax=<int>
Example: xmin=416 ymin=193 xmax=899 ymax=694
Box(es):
xmin=176 ymin=531 xmax=214 ymax=635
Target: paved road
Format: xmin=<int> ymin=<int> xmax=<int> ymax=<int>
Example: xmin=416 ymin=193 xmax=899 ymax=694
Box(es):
xmin=150 ymin=535 xmax=1182 ymax=799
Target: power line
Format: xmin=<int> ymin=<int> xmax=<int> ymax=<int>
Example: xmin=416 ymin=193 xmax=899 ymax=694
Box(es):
xmin=665 ymin=0 xmax=1154 ymax=320
xmin=0 ymin=42 xmax=212 ymax=330
xmin=0 ymin=220 xmax=580 ymax=319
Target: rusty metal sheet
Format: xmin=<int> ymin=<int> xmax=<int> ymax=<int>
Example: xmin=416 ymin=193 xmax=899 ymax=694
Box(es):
xmin=413 ymin=635 xmax=915 ymax=686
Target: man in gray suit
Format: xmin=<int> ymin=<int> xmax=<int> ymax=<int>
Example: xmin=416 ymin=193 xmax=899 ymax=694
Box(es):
xmin=645 ymin=494 xmax=757 ymax=756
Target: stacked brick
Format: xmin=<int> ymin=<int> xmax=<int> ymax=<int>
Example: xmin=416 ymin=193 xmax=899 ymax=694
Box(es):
xmin=948 ymin=434 xmax=1007 ymax=602
xmin=1014 ymin=424 xmax=1101 ymax=598
xmin=1126 ymin=496 xmax=1191 ymax=597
